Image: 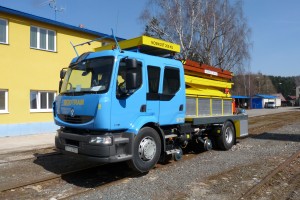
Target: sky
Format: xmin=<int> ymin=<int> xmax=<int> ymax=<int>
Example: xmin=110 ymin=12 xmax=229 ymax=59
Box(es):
xmin=0 ymin=0 xmax=300 ymax=77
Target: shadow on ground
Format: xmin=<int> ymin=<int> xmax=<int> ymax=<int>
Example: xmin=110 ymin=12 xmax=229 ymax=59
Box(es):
xmin=33 ymin=153 xmax=144 ymax=188
xmin=252 ymin=132 xmax=300 ymax=143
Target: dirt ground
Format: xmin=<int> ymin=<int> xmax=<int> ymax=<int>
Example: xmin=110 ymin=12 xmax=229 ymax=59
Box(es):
xmin=248 ymin=110 xmax=300 ymax=135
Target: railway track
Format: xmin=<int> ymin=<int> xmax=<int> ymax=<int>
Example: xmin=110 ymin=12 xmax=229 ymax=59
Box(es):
xmin=0 ymin=147 xmax=60 ymax=164
xmin=239 ymin=149 xmax=300 ymax=199
xmin=1 ymin=155 xmax=197 ymax=200
xmin=0 ymin=149 xmax=208 ymax=199
xmin=0 ymin=161 xmax=142 ymax=199
xmin=0 ymin=164 xmax=103 ymax=193
xmin=1 ymin=145 xmax=298 ymax=199
xmin=1 ymin=111 xmax=299 ymax=199
xmin=0 ymin=151 xmax=61 ymax=165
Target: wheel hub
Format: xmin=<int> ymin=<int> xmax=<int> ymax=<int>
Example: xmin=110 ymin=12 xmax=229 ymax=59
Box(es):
xmin=225 ymin=127 xmax=233 ymax=144
xmin=138 ymin=136 xmax=156 ymax=161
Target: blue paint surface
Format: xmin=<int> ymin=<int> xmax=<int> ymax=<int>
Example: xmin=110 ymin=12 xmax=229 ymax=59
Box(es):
xmin=0 ymin=122 xmax=58 ymax=137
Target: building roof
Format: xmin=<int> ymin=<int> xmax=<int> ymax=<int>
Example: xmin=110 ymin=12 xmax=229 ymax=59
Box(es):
xmin=253 ymin=94 xmax=276 ymax=99
xmin=231 ymin=95 xmax=250 ymax=99
xmin=271 ymin=93 xmax=286 ymax=101
xmin=287 ymin=95 xmax=297 ymax=100
xmin=0 ymin=6 xmax=124 ymax=41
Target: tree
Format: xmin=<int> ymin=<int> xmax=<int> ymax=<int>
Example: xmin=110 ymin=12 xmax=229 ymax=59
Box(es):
xmin=232 ymin=72 xmax=277 ymax=97
xmin=269 ymin=76 xmax=297 ymax=98
xmin=295 ymin=76 xmax=300 ymax=87
xmin=140 ymin=0 xmax=251 ymax=72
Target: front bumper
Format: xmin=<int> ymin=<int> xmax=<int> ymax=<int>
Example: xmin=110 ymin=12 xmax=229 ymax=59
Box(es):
xmin=55 ymin=129 xmax=134 ymax=163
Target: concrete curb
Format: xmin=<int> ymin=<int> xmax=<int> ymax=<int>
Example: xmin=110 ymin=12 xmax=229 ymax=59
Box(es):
xmin=0 ymin=132 xmax=55 ymax=154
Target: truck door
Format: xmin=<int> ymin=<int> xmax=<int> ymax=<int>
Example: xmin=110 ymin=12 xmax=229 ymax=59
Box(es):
xmin=146 ymin=66 xmax=161 ymax=122
xmin=159 ymin=66 xmax=185 ymax=125
xmin=110 ymin=58 xmax=146 ymax=130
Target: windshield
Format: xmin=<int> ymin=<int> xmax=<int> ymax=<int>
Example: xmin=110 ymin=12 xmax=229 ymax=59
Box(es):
xmin=60 ymin=56 xmax=114 ymax=94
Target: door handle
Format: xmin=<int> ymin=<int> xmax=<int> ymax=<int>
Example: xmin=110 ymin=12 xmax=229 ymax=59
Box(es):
xmin=140 ymin=104 xmax=146 ymax=112
xmin=179 ymin=104 xmax=184 ymax=111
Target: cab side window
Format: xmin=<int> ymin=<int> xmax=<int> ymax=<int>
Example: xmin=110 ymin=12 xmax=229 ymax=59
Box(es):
xmin=116 ymin=59 xmax=142 ymax=98
xmin=147 ymin=66 xmax=160 ymax=94
xmin=163 ymin=67 xmax=180 ymax=95
xmin=116 ymin=64 xmax=127 ymax=95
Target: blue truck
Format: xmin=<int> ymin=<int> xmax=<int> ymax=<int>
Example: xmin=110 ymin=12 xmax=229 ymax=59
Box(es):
xmin=54 ymin=36 xmax=248 ymax=172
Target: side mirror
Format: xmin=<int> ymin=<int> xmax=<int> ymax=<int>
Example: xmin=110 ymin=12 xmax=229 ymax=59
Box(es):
xmin=126 ymin=58 xmax=138 ymax=69
xmin=60 ymin=69 xmax=67 ymax=79
xmin=59 ymin=80 xmax=63 ymax=93
xmin=125 ymin=59 xmax=140 ymax=90
xmin=126 ymin=72 xmax=138 ymax=90
xmin=59 ymin=68 xmax=67 ymax=93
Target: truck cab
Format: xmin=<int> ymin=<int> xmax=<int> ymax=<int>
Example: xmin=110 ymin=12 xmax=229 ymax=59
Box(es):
xmin=54 ymin=47 xmax=186 ymax=172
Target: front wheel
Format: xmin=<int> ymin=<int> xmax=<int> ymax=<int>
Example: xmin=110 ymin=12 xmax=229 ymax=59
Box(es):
xmin=127 ymin=127 xmax=161 ymax=173
xmin=216 ymin=121 xmax=235 ymax=150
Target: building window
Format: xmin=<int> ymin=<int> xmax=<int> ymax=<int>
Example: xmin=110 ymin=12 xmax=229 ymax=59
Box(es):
xmin=30 ymin=91 xmax=56 ymax=112
xmin=0 ymin=18 xmax=8 ymax=44
xmin=30 ymin=26 xmax=56 ymax=51
xmin=0 ymin=89 xmax=8 ymax=113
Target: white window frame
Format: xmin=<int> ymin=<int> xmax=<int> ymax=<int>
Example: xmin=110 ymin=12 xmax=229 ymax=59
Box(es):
xmin=30 ymin=90 xmax=56 ymax=113
xmin=0 ymin=89 xmax=8 ymax=113
xmin=0 ymin=18 xmax=8 ymax=44
xmin=30 ymin=26 xmax=56 ymax=52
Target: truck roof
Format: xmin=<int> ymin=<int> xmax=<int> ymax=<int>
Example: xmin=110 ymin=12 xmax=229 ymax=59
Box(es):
xmin=94 ymin=35 xmax=180 ymax=57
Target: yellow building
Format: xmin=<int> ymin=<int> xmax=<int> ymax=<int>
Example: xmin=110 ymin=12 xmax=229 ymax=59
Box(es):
xmin=0 ymin=6 xmax=117 ymax=137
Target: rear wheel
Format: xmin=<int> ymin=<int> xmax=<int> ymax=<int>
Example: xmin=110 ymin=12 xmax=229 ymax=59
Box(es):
xmin=127 ymin=127 xmax=161 ymax=173
xmin=216 ymin=121 xmax=235 ymax=150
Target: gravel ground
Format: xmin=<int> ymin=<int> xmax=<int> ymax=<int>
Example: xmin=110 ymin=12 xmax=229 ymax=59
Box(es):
xmin=245 ymin=107 xmax=300 ymax=117
xmin=70 ymin=117 xmax=300 ymax=200
xmin=0 ymin=109 xmax=299 ymax=200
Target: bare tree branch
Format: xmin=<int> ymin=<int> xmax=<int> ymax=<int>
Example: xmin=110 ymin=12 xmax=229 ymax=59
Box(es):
xmin=141 ymin=0 xmax=251 ymax=73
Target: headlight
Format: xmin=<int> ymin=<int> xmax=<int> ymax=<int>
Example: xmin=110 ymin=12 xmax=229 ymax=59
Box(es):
xmin=89 ymin=136 xmax=112 ymax=145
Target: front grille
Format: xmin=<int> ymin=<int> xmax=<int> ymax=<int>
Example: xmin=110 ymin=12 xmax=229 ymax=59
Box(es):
xmin=65 ymin=139 xmax=79 ymax=146
xmin=58 ymin=114 xmax=93 ymax=124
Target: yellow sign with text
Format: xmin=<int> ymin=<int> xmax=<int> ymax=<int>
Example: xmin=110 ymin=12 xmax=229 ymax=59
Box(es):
xmin=142 ymin=36 xmax=180 ymax=52
xmin=63 ymin=99 xmax=84 ymax=106
xmin=95 ymin=35 xmax=180 ymax=54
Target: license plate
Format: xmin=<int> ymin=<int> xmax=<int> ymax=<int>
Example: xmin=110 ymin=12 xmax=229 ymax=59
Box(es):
xmin=65 ymin=145 xmax=78 ymax=154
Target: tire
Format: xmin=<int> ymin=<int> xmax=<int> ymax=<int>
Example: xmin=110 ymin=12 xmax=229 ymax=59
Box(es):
xmin=127 ymin=127 xmax=161 ymax=173
xmin=216 ymin=121 xmax=235 ymax=150
xmin=159 ymin=152 xmax=172 ymax=164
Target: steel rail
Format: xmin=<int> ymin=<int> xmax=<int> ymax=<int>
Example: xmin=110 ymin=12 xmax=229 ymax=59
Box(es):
xmin=239 ymin=149 xmax=300 ymax=199
xmin=0 ymin=151 xmax=61 ymax=164
xmin=0 ymin=164 xmax=102 ymax=193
